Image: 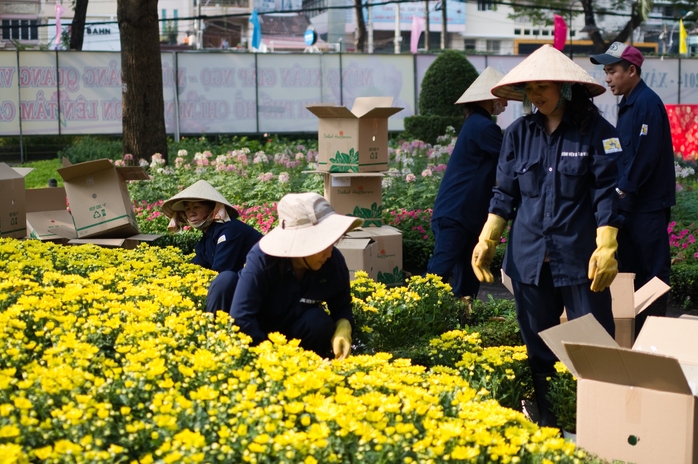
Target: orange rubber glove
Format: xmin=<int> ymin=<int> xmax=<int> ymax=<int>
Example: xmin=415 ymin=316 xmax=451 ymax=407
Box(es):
xmin=331 ymin=318 xmax=352 ymax=360
xmin=588 ymin=226 xmax=619 ymax=292
xmin=471 ymin=214 xmax=507 ymax=283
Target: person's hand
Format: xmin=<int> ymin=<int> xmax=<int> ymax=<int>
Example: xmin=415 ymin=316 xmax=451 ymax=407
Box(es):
xmin=331 ymin=318 xmax=352 ymax=360
xmin=472 ymin=214 xmax=507 ymax=283
xmin=588 ymin=226 xmax=619 ymax=292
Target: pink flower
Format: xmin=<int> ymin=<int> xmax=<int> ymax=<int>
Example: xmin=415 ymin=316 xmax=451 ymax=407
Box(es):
xmin=405 ymin=173 xmax=416 ymax=183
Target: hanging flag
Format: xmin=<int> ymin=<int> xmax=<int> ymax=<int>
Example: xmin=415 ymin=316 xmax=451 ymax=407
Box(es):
xmin=553 ymin=14 xmax=568 ymax=51
xmin=679 ymin=19 xmax=688 ymax=54
xmin=55 ymin=3 xmax=65 ymax=50
xmin=249 ymin=9 xmax=262 ymax=50
xmin=410 ymin=15 xmax=426 ymax=54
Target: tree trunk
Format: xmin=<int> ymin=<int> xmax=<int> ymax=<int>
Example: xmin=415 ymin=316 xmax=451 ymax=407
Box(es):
xmin=354 ymin=0 xmax=367 ymax=52
xmin=424 ymin=0 xmax=429 ymax=51
xmin=117 ymin=0 xmax=167 ymax=163
xmin=69 ymin=0 xmax=89 ymax=50
xmin=440 ymin=0 xmax=447 ymax=49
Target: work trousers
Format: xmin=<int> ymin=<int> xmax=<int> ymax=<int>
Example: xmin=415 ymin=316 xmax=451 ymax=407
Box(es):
xmin=283 ymin=306 xmax=336 ymax=358
xmin=428 ymin=217 xmax=480 ymax=298
xmin=205 ymin=270 xmax=239 ymax=314
xmin=512 ymin=263 xmax=615 ymax=374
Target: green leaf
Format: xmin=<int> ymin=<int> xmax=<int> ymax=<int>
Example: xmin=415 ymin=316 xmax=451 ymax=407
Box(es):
xmin=329 ymin=149 xmax=359 ymax=173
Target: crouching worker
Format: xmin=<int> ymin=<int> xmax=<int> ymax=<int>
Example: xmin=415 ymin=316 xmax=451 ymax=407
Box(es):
xmin=162 ymin=180 xmax=262 ymax=313
xmin=230 ymin=192 xmax=363 ymax=359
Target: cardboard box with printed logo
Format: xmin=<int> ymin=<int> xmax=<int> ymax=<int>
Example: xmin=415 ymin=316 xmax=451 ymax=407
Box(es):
xmin=323 ymin=172 xmax=383 ymax=226
xmin=25 ymin=187 xmax=75 ymax=242
xmin=57 ymin=158 xmax=149 ymax=238
xmin=500 ymin=270 xmax=669 ymax=348
xmin=336 ymin=225 xmax=403 ymax=285
xmin=306 ymin=97 xmax=402 ymax=173
xmin=0 ymin=164 xmax=30 ymax=239
xmin=539 ymin=314 xmax=698 ymax=464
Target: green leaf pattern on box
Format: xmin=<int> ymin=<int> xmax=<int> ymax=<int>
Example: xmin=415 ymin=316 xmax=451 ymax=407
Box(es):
xmin=351 ymin=202 xmax=383 ymax=227
xmin=329 ymin=148 xmax=359 ymax=173
xmin=377 ymin=266 xmax=404 ymax=285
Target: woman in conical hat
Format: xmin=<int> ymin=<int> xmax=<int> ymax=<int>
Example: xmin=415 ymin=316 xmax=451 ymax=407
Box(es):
xmin=471 ymin=44 xmax=623 ymax=428
xmin=428 ymin=66 xmax=509 ymax=304
xmin=162 ymin=180 xmax=263 ymax=314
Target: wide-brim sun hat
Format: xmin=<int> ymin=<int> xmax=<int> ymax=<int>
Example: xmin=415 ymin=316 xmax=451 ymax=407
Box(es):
xmin=455 ymin=66 xmax=506 ymax=104
xmin=491 ymin=44 xmax=606 ymax=101
xmin=162 ymin=179 xmax=239 ymax=219
xmin=260 ymin=192 xmax=363 ymax=258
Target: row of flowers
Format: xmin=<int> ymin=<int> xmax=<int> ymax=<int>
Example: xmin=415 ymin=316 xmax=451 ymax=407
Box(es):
xmin=0 ymin=239 xmax=585 ymax=463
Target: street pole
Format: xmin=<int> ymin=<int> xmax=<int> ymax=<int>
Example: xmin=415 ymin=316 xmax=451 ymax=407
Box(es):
xmin=394 ymin=3 xmax=401 ymax=54
xmin=368 ymin=3 xmax=374 ymax=53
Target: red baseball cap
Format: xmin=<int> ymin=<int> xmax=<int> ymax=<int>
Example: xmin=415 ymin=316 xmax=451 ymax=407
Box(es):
xmin=590 ymin=42 xmax=644 ymax=68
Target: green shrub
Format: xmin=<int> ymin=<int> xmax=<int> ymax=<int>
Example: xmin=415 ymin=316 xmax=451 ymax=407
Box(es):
xmin=673 ymin=189 xmax=698 ymax=223
xmin=547 ymin=362 xmax=577 ymax=433
xmin=57 ymin=136 xmax=123 ymax=164
xmin=149 ymin=233 xmax=201 ymax=256
xmin=670 ymin=261 xmax=698 ymax=310
xmin=402 ymin=115 xmax=463 ymax=145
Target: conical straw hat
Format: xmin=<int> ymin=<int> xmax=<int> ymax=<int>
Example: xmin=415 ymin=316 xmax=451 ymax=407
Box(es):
xmin=162 ymin=179 xmax=239 ymax=219
xmin=491 ymin=44 xmax=606 ymax=101
xmin=455 ymin=66 xmax=506 ymax=104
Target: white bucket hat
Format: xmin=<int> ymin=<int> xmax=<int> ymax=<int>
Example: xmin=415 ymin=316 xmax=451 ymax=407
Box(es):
xmin=162 ymin=180 xmax=239 ymax=219
xmin=260 ymin=192 xmax=363 ymax=258
xmin=455 ymin=66 xmax=506 ymax=104
xmin=491 ymin=44 xmax=606 ymax=101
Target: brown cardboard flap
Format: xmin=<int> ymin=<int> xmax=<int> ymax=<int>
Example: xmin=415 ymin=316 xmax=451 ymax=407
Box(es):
xmin=126 ymin=234 xmax=161 ymax=242
xmin=117 ymin=166 xmax=150 ymax=181
xmin=564 ymin=343 xmax=692 ymax=394
xmin=49 ymin=224 xmax=78 ymax=239
xmin=500 ymin=269 xmax=514 ymax=294
xmin=305 ymin=105 xmax=356 ymax=119
xmin=328 ymin=173 xmax=384 ymax=178
xmin=0 ymin=163 xmax=23 ymax=180
xmin=337 ymin=238 xmax=373 ymax=250
xmin=634 ymin=277 xmax=671 ymax=315
xmin=539 ymin=313 xmax=618 ymax=378
xmin=610 ymin=273 xmax=636 ymax=318
xmin=26 ymin=210 xmax=76 ymax=240
xmin=69 ymin=238 xmax=127 ymax=247
xmin=58 ymin=159 xmax=115 ymax=181
xmin=11 ymin=167 xmax=34 ymax=177
xmin=633 ymin=316 xmax=698 ymax=365
xmin=350 ymin=96 xmax=394 ymax=116
xmin=25 ymin=187 xmax=67 ymax=213
xmin=357 ymin=107 xmax=404 ymax=118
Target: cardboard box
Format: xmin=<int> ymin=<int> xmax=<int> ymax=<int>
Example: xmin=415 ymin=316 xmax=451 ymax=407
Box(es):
xmin=66 ymin=234 xmax=162 ymax=250
xmin=336 ymin=225 xmax=403 ymax=285
xmin=25 ymin=187 xmax=76 ymax=242
xmin=539 ymin=314 xmax=698 ymax=464
xmin=57 ymin=158 xmax=149 ymax=238
xmin=323 ymin=173 xmax=383 ymax=226
xmin=0 ymin=164 xmax=29 ymax=239
xmin=306 ymin=97 xmax=402 ymax=173
xmin=500 ymin=270 xmax=670 ymax=348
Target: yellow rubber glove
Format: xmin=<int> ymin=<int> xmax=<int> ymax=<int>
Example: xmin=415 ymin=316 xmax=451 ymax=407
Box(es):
xmin=471 ymin=214 xmax=507 ymax=283
xmin=588 ymin=226 xmax=619 ymax=292
xmin=331 ymin=318 xmax=352 ymax=360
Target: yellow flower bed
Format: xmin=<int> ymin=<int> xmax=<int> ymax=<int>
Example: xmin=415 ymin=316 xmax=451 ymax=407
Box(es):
xmin=0 ymin=239 xmax=584 ymax=463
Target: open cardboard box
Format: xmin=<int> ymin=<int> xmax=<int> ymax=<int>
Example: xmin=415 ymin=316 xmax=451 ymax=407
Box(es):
xmin=57 ymin=158 xmax=149 ymax=239
xmin=539 ymin=314 xmax=698 ymax=464
xmin=336 ymin=225 xmax=403 ymax=285
xmin=25 ymin=187 xmax=75 ymax=243
xmin=500 ymin=270 xmax=670 ymax=348
xmin=0 ymin=164 xmax=31 ymax=239
xmin=323 ymin=172 xmax=383 ymax=226
xmin=306 ymin=97 xmax=402 ymax=172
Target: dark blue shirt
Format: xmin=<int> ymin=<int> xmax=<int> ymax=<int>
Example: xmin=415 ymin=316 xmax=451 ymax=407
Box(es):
xmin=192 ymin=220 xmax=262 ymax=272
xmin=490 ymin=109 xmax=622 ymax=287
xmin=230 ymin=244 xmax=354 ymax=345
xmin=614 ymin=79 xmax=676 ymax=213
xmin=433 ymin=105 xmax=503 ymax=234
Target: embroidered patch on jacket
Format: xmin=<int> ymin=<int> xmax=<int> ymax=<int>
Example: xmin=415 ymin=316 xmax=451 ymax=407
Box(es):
xmin=640 ymin=124 xmax=648 ymax=136
xmin=299 ymin=298 xmax=322 ymax=305
xmin=217 ymin=235 xmax=227 ymax=244
xmin=602 ymin=138 xmax=622 ymax=154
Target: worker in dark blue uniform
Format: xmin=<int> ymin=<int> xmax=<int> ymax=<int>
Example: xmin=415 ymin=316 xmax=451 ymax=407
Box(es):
xmin=591 ymin=42 xmax=675 ymax=337
xmin=230 ymin=192 xmax=363 ymax=359
xmin=428 ymin=66 xmax=508 ymax=302
xmin=162 ymin=180 xmax=262 ymax=314
xmin=472 ymin=45 xmax=623 ymax=428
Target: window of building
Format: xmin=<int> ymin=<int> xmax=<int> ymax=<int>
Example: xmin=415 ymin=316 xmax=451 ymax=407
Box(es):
xmin=570 ymin=30 xmax=576 ymax=37
xmin=532 ymin=29 xmax=539 ymax=35
xmin=542 ymin=30 xmax=549 ymax=36
xmin=477 ymin=0 xmax=495 ymax=11
xmin=523 ymin=29 xmax=530 ymax=35
xmin=464 ymin=39 xmax=476 ymax=50
xmin=514 ymin=28 xmax=521 ymax=35
xmin=486 ymin=40 xmax=500 ymax=53
xmin=1 ymin=19 xmax=39 ymax=41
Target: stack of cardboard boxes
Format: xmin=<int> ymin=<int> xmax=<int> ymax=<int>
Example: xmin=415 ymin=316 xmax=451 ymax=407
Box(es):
xmin=1 ymin=159 xmax=158 ymax=249
xmin=306 ymin=97 xmax=404 ymax=285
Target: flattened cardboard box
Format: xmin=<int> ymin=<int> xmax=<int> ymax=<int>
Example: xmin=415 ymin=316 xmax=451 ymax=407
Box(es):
xmin=306 ymin=97 xmax=402 ymax=173
xmin=336 ymin=226 xmax=403 ymax=285
xmin=323 ymin=173 xmax=383 ymax=226
xmin=500 ymin=270 xmax=670 ymax=348
xmin=25 ymin=187 xmax=75 ymax=242
xmin=57 ymin=158 xmax=149 ymax=238
xmin=0 ymin=164 xmax=29 ymax=239
xmin=539 ymin=314 xmax=698 ymax=464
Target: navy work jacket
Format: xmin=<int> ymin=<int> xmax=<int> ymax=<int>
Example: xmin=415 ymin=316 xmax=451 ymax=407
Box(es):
xmin=615 ymin=79 xmax=676 ymax=213
xmin=192 ymin=220 xmax=262 ymax=272
xmin=230 ymin=244 xmax=354 ymax=345
xmin=432 ymin=105 xmax=503 ymax=234
xmin=490 ymin=109 xmax=623 ymax=287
